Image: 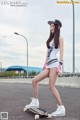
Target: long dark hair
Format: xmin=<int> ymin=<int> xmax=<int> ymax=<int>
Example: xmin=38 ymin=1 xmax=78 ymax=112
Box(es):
xmin=46 ymin=24 xmax=60 ymax=49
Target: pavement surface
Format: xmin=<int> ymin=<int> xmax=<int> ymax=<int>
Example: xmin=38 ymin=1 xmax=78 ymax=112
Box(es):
xmin=0 ymin=82 xmax=80 ymax=120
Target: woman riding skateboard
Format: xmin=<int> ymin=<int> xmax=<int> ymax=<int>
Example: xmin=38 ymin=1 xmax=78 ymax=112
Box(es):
xmin=24 ymin=19 xmax=66 ymax=117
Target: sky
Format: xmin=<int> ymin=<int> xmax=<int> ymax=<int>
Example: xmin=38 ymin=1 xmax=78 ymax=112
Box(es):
xmin=0 ymin=0 xmax=80 ymax=72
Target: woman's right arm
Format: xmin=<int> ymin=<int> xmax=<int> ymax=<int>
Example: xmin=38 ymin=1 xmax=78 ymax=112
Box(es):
xmin=45 ymin=48 xmax=48 ymax=64
xmin=43 ymin=48 xmax=48 ymax=70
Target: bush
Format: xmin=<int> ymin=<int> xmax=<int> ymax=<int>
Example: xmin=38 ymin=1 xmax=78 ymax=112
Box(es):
xmin=0 ymin=71 xmax=15 ymax=77
xmin=0 ymin=71 xmax=40 ymax=78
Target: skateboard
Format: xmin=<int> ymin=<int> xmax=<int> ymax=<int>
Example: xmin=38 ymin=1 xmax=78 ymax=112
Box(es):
xmin=24 ymin=107 xmax=52 ymax=119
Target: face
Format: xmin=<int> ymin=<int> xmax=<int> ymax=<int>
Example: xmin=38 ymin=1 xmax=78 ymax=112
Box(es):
xmin=50 ymin=23 xmax=55 ymax=33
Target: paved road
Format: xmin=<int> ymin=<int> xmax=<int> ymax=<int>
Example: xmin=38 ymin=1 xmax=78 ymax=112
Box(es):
xmin=0 ymin=83 xmax=80 ymax=120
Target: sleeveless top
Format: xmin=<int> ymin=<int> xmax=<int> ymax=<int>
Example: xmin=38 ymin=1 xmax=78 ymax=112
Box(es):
xmin=46 ymin=38 xmax=59 ymax=66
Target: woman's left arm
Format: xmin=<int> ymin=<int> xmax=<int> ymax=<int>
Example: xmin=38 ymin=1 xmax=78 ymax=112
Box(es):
xmin=59 ymin=37 xmax=64 ymax=64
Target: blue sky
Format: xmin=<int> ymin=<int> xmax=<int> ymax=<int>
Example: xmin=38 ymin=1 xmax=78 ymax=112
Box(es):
xmin=0 ymin=0 xmax=80 ymax=72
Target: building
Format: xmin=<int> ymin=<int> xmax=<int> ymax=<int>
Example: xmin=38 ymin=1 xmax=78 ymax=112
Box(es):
xmin=5 ymin=65 xmax=42 ymax=74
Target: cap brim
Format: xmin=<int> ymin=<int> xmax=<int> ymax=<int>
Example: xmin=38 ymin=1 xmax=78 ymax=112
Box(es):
xmin=48 ymin=21 xmax=55 ymax=25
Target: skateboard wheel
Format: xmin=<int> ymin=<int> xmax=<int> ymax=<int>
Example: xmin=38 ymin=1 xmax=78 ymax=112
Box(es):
xmin=35 ymin=115 xmax=39 ymax=119
xmin=47 ymin=114 xmax=52 ymax=118
xmin=23 ymin=107 xmax=28 ymax=112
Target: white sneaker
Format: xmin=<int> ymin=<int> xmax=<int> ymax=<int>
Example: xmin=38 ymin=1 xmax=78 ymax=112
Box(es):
xmin=51 ymin=105 xmax=66 ymax=117
xmin=24 ymin=98 xmax=39 ymax=111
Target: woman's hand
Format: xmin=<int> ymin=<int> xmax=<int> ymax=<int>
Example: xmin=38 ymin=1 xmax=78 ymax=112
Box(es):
xmin=42 ymin=63 xmax=46 ymax=70
xmin=56 ymin=63 xmax=62 ymax=75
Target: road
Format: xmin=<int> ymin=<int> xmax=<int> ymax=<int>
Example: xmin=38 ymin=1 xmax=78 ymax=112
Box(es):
xmin=0 ymin=82 xmax=80 ymax=120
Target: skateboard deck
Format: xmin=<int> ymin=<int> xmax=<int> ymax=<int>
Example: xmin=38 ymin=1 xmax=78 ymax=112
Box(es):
xmin=24 ymin=107 xmax=52 ymax=119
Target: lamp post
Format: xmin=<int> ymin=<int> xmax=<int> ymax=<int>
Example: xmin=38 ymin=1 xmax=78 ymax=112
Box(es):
xmin=71 ymin=0 xmax=75 ymax=73
xmin=14 ymin=32 xmax=28 ymax=78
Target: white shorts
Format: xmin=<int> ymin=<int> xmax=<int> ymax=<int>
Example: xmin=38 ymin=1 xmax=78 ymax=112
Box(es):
xmin=46 ymin=61 xmax=59 ymax=68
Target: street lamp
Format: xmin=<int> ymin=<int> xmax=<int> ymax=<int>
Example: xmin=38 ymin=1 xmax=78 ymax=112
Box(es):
xmin=71 ymin=0 xmax=75 ymax=73
xmin=14 ymin=32 xmax=28 ymax=78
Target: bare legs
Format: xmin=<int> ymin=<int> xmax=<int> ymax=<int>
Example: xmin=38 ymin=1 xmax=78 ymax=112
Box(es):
xmin=32 ymin=67 xmax=62 ymax=106
xmin=32 ymin=68 xmax=49 ymax=98
xmin=49 ymin=67 xmax=62 ymax=105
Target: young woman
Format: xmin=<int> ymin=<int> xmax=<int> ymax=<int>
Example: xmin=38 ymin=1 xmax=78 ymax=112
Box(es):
xmin=24 ymin=19 xmax=66 ymax=116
